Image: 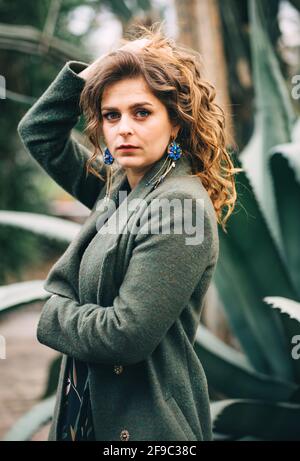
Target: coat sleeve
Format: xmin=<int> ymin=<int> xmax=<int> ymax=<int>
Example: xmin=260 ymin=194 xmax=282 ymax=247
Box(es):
xmin=36 ymin=194 xmax=215 ymax=365
xmin=17 ymin=60 xmax=106 ymax=210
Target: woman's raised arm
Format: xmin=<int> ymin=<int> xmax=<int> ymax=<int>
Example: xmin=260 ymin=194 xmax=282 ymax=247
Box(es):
xmin=17 ymin=60 xmax=106 ymax=210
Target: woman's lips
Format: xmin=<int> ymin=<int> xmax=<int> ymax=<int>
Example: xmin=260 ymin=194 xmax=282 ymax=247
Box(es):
xmin=117 ymin=147 xmax=140 ymax=151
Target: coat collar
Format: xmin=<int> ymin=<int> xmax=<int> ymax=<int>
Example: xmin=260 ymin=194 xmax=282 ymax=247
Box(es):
xmin=94 ymin=153 xmax=193 ymax=249
xmin=97 ymin=152 xmax=193 ymax=212
xmin=44 ymin=153 xmax=193 ymax=303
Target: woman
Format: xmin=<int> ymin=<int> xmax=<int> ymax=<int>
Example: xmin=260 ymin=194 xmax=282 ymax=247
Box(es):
xmin=17 ymin=25 xmax=240 ymax=441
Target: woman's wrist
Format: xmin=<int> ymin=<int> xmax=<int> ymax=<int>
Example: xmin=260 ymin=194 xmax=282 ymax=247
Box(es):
xmin=78 ymin=53 xmax=109 ymax=81
xmin=78 ymin=66 xmax=92 ymax=80
xmin=66 ymin=61 xmax=90 ymax=82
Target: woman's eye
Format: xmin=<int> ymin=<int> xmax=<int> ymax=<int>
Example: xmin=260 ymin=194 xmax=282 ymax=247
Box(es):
xmin=102 ymin=112 xmax=119 ymax=121
xmin=102 ymin=109 xmax=150 ymax=121
xmin=136 ymin=109 xmax=150 ymax=118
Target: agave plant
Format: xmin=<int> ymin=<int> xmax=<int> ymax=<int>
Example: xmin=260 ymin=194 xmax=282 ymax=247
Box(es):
xmin=0 ymin=212 xmax=79 ymax=441
xmin=194 ymin=0 xmax=300 ymax=440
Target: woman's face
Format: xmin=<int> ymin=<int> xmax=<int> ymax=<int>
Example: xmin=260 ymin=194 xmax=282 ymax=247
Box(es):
xmin=100 ymin=76 xmax=179 ymax=175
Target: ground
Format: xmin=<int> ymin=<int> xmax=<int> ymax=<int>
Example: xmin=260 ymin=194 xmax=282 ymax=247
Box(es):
xmin=0 ymin=256 xmax=60 ymax=441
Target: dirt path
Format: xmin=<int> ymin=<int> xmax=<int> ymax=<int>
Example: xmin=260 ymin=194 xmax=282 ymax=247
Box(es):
xmin=0 ymin=301 xmax=58 ymax=440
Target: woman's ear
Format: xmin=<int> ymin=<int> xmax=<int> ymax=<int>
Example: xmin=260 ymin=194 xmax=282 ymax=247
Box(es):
xmin=172 ymin=124 xmax=181 ymax=139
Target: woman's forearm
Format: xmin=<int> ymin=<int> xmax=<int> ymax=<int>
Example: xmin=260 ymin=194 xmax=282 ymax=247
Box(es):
xmin=17 ymin=60 xmax=106 ymax=210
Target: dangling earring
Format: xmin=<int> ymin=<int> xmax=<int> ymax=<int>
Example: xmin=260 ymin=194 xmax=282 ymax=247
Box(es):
xmin=102 ymin=147 xmax=114 ymax=205
xmin=146 ymin=137 xmax=182 ymax=189
xmin=103 ymin=147 xmax=114 ymax=165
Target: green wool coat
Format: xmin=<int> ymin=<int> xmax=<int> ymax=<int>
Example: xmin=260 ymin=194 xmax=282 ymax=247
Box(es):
xmin=17 ymin=60 xmax=219 ymax=442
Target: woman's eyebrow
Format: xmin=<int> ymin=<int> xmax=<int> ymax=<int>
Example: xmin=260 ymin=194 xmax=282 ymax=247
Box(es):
xmin=101 ymin=102 xmax=154 ymax=111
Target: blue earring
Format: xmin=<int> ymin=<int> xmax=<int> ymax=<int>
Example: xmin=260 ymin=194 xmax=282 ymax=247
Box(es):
xmin=103 ymin=147 xmax=114 ymax=165
xmin=146 ymin=138 xmax=182 ymax=188
xmin=167 ymin=139 xmax=182 ymax=161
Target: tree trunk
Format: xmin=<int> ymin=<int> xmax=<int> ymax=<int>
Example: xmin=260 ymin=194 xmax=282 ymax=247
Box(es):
xmin=174 ymin=0 xmax=234 ymax=146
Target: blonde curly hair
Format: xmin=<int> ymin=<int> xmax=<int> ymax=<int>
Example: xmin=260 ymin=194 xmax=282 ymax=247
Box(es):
xmin=80 ymin=23 xmax=242 ymax=232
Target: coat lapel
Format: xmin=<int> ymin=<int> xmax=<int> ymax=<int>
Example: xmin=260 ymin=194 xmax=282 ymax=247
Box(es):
xmin=45 ymin=153 xmax=192 ymax=306
xmin=93 ymin=152 xmax=193 ymax=254
xmin=82 ymin=153 xmax=192 ymax=305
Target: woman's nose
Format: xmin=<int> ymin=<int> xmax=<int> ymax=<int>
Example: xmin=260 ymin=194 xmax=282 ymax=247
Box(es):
xmin=117 ymin=115 xmax=134 ymax=136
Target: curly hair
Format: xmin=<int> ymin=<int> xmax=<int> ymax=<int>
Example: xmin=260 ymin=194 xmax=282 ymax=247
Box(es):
xmin=79 ymin=23 xmax=243 ymax=232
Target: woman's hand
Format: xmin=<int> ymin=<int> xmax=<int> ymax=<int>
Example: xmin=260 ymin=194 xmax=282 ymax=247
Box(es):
xmin=118 ymin=38 xmax=150 ymax=53
xmin=78 ymin=38 xmax=150 ymax=81
xmin=78 ymin=54 xmax=109 ymax=81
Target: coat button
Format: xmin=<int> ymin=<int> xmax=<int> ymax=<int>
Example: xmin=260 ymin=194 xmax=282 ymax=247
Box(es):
xmin=120 ymin=429 xmax=130 ymax=441
xmin=114 ymin=365 xmax=124 ymax=375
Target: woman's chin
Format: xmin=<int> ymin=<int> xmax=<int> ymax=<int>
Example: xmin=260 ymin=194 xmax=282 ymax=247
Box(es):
xmin=117 ymin=157 xmax=144 ymax=168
